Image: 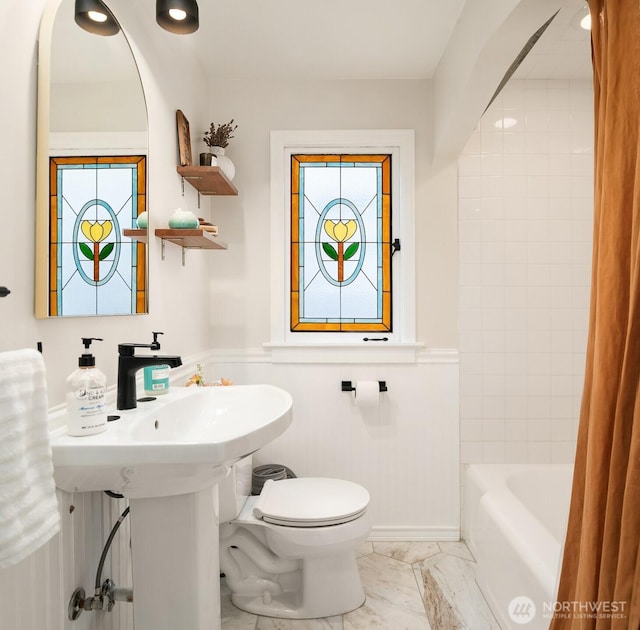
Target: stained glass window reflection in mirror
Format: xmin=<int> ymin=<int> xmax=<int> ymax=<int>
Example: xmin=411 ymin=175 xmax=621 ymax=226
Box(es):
xmin=290 ymin=154 xmax=392 ymax=332
xmin=49 ymin=156 xmax=147 ymax=316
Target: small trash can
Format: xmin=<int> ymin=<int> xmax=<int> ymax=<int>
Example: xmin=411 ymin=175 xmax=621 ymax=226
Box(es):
xmin=251 ymin=464 xmax=296 ymax=495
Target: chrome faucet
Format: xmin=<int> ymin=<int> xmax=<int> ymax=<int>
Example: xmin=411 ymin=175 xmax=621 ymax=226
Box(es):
xmin=116 ymin=332 xmax=182 ymax=410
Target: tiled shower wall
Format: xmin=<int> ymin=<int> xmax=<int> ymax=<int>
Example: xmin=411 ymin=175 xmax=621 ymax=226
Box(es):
xmin=458 ymin=79 xmax=594 ymax=465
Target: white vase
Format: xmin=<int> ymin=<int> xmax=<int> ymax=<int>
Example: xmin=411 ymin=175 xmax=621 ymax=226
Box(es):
xmin=168 ymin=208 xmax=199 ymax=229
xmin=211 ymin=146 xmax=235 ymax=181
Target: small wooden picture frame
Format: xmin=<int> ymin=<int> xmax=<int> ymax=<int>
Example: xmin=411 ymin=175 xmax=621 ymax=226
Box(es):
xmin=176 ymin=109 xmax=192 ymax=166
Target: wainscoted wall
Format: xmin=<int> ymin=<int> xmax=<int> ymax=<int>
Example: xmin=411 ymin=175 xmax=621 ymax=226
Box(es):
xmin=0 ymin=490 xmax=132 ymax=630
xmin=202 ymin=351 xmax=460 ymax=541
xmin=458 ymin=78 xmax=594 ymax=466
xmin=0 ymin=350 xmax=457 ymax=630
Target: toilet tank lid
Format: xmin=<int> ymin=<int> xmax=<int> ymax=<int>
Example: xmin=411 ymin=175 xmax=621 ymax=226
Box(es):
xmin=252 ymin=478 xmax=370 ymax=524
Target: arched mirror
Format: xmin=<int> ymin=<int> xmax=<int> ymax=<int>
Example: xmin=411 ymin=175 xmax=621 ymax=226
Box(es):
xmin=35 ymin=0 xmax=148 ymax=318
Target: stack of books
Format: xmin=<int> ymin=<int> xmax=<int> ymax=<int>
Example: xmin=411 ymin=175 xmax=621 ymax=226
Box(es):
xmin=198 ymin=217 xmax=218 ymax=236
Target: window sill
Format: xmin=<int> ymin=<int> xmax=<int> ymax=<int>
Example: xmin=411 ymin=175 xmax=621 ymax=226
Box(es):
xmin=263 ymin=342 xmax=427 ymax=364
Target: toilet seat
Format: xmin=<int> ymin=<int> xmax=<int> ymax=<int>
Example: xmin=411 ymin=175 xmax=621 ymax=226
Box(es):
xmin=252 ymin=478 xmax=370 ymax=527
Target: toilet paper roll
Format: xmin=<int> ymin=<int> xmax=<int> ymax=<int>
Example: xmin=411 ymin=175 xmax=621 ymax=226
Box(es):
xmin=354 ymin=380 xmax=379 ymax=409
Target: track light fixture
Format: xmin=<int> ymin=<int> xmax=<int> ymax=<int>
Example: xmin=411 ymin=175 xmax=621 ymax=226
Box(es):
xmin=74 ymin=0 xmax=120 ymax=36
xmin=156 ymin=0 xmax=200 ymax=34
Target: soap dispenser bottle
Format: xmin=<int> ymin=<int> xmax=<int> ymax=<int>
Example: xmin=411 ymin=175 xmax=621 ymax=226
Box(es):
xmin=66 ymin=337 xmax=108 ymax=437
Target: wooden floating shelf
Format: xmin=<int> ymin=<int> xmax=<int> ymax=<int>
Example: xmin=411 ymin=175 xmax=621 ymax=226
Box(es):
xmin=123 ymin=228 xmax=148 ymax=243
xmin=154 ymin=228 xmax=228 ymax=250
xmin=177 ymin=165 xmax=238 ymax=196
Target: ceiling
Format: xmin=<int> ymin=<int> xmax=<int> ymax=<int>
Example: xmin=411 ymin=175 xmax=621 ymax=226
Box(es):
xmin=192 ymin=0 xmax=592 ymax=82
xmin=193 ymin=0 xmax=467 ymax=81
xmin=52 ymin=0 xmax=592 ymax=86
xmin=512 ymin=0 xmax=591 ymax=79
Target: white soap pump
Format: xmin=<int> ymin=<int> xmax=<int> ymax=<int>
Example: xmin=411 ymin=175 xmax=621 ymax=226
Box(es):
xmin=66 ymin=337 xmax=108 ymax=437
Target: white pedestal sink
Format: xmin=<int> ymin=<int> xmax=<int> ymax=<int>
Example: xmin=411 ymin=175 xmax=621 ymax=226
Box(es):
xmin=50 ymin=385 xmax=293 ymax=630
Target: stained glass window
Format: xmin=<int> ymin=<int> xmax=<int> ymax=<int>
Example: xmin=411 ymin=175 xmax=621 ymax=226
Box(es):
xmin=290 ymin=154 xmax=392 ymax=332
xmin=48 ymin=156 xmax=147 ymax=316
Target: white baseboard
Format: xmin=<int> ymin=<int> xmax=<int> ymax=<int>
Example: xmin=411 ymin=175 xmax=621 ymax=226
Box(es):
xmin=368 ymin=526 xmax=460 ymax=542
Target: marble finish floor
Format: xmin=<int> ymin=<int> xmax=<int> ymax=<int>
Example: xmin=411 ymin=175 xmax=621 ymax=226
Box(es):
xmin=221 ymin=541 xmax=500 ymax=630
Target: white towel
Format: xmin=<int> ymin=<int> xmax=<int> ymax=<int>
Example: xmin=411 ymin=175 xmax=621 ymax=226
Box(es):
xmin=0 ymin=349 xmax=60 ymax=568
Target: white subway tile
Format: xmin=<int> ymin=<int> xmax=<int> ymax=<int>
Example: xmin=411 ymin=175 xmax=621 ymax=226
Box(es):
xmin=460 ymin=442 xmax=483 ymax=464
xmin=460 ymin=286 xmax=482 ymax=309
xmin=482 ymin=330 xmax=506 ymax=352
xmin=505 ymin=221 xmax=527 ymax=242
xmin=459 ymin=263 xmax=483 ymax=287
xmin=482 ymin=242 xmax=506 ymax=264
xmin=482 ymin=353 xmax=506 ymax=374
xmin=503 ymin=175 xmax=527 ymax=198
xmin=460 ymin=352 xmax=483 ymax=375
xmin=459 ymin=175 xmax=482 ymax=198
xmin=505 ymin=417 xmax=528 ymax=439
xmin=482 ymin=307 xmax=506 ymax=330
xmin=504 ymin=264 xmax=527 ymax=287
xmin=549 ymin=196 xmax=572 ymax=218
xmin=457 ymin=78 xmax=592 ymax=467
xmin=459 ymin=306 xmax=482 ymax=330
xmin=482 ymin=442 xmax=506 ymax=464
xmin=483 ymin=373 xmax=507 ymax=396
xmin=461 ymin=418 xmax=483 ymax=441
xmin=526 ymin=132 xmax=550 ymax=154
xmin=505 ymin=330 xmax=528 ymax=353
xmin=503 ymin=132 xmax=527 ymax=153
xmin=482 ymin=264 xmax=506 ymax=286
xmin=460 ymin=242 xmax=482 ymax=264
xmin=551 ymin=441 xmax=576 ymax=464
xmin=481 ymin=197 xmax=505 ymax=219
xmin=459 ymin=220 xmax=483 ymax=242
xmin=527 ymin=442 xmax=551 ymax=464
xmin=483 ymin=418 xmax=506 ymax=440
xmin=504 ymin=308 xmax=527 ymax=331
xmin=482 ymin=285 xmax=506 ymax=308
xmin=548 ymin=132 xmax=572 ymax=153
xmin=460 ymin=394 xmax=482 ymax=419
xmin=505 ymin=441 xmax=529 ymax=463
xmin=527 ymin=418 xmax=551 ymax=441
xmin=481 ymin=132 xmax=504 ymax=154
xmin=502 ymin=153 xmax=526 ymax=175
xmin=459 ymin=154 xmax=482 ymax=177
xmin=548 ymin=243 xmax=572 ymax=264
xmin=504 ymin=372 xmax=528 ymax=396
xmin=482 ymin=399 xmax=506 ymax=421
xmin=548 ymin=176 xmax=572 ymax=198
xmin=505 ymin=285 xmax=528 ymax=307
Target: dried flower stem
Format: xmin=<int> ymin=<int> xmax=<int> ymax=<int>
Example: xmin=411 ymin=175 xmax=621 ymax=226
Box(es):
xmin=203 ymin=119 xmax=238 ymax=148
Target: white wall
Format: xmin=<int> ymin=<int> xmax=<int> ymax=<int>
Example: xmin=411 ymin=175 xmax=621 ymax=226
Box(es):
xmin=201 ymin=78 xmax=459 ymax=350
xmin=195 ymin=77 xmax=460 ymax=536
xmin=201 ymin=356 xmax=460 ymax=540
xmin=0 ymin=0 xmax=213 ymax=406
xmin=0 ymin=1 xmax=211 ymax=628
xmin=0 ymin=3 xmax=461 ymax=628
xmin=458 ymin=78 xmax=594 ymax=465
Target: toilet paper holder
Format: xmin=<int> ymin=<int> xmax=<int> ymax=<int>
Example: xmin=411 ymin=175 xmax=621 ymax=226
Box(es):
xmin=341 ymin=380 xmax=388 ymax=393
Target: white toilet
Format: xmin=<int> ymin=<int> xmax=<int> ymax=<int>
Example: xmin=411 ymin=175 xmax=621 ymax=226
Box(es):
xmin=218 ymin=456 xmax=372 ymax=619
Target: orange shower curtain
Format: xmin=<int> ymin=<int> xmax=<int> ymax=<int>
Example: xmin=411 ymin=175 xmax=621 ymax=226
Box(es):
xmin=550 ymin=2 xmax=640 ymax=629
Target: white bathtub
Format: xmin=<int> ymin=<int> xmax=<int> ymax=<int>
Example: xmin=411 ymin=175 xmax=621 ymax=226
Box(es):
xmin=465 ymin=465 xmax=573 ymax=630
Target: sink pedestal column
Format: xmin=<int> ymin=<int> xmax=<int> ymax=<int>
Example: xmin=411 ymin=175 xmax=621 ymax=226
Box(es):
xmin=129 ymin=486 xmax=221 ymax=630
